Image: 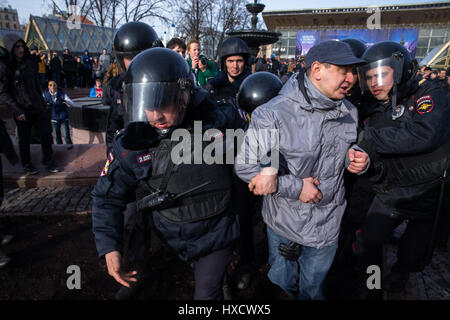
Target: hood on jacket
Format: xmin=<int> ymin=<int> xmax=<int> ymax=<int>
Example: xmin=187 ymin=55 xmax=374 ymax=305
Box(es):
xmin=279 ymin=71 xmax=349 ymax=114
xmin=3 ymin=33 xmax=30 ymax=60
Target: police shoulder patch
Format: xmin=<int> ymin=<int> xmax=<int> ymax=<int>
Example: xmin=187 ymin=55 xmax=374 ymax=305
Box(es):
xmin=100 ymin=152 xmax=115 ymax=176
xmin=416 ymin=95 xmax=434 ymax=114
xmin=137 ymin=153 xmax=152 ymax=164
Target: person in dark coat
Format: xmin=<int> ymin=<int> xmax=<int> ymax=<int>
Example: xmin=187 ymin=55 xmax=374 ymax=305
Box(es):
xmin=1 ymin=33 xmax=60 ymax=174
xmin=49 ymin=51 xmax=62 ymax=86
xmin=62 ymin=49 xmax=76 ymax=89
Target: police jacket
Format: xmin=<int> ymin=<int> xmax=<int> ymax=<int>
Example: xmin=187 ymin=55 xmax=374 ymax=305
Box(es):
xmin=208 ymin=69 xmax=252 ymax=104
xmin=91 ymin=89 xmax=240 ymax=262
xmin=103 ymin=72 xmax=126 ymax=151
xmin=358 ymin=78 xmax=450 ymax=219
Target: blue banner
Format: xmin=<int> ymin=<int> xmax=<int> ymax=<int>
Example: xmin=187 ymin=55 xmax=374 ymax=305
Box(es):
xmin=296 ymin=28 xmax=419 ymax=58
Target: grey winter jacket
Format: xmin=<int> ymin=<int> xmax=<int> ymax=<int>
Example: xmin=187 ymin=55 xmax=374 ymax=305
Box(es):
xmin=235 ymin=73 xmax=365 ymax=249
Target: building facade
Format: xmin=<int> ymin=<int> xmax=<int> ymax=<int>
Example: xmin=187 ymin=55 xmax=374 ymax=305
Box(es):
xmin=0 ymin=5 xmax=20 ymax=31
xmin=262 ymin=1 xmax=450 ymax=64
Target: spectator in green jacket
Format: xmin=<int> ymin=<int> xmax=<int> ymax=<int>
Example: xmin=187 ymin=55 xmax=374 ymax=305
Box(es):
xmin=186 ymin=40 xmax=217 ymax=87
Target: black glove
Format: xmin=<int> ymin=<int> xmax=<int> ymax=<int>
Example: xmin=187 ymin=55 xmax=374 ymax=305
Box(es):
xmin=278 ymin=242 xmax=303 ymax=261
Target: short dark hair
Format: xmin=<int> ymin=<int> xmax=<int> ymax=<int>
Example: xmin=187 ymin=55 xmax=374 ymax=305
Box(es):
xmin=167 ymin=38 xmax=186 ymax=50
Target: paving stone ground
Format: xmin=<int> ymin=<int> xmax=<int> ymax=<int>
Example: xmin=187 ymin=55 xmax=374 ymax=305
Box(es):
xmin=0 ymin=186 xmax=448 ymax=300
xmin=0 ymin=186 xmax=94 ymax=216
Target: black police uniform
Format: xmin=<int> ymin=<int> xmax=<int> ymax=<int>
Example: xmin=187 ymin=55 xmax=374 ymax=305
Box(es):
xmin=92 ymin=88 xmax=240 ymax=299
xmin=355 ymin=77 xmax=450 ymax=273
xmin=104 ymin=22 xmax=163 ymax=153
xmin=103 ymin=72 xmax=125 ymax=151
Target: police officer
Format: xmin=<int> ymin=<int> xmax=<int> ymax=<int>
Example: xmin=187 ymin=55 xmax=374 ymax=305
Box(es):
xmin=231 ymin=71 xmax=282 ymax=291
xmin=92 ymin=48 xmax=240 ymax=300
xmin=207 ymin=37 xmax=252 ymax=105
xmin=104 ymin=21 xmax=163 ymax=153
xmin=353 ymin=41 xmax=450 ymax=297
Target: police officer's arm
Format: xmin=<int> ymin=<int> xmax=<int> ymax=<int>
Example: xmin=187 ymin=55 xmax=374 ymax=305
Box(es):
xmin=234 ymin=106 xmax=303 ymax=200
xmin=360 ymin=90 xmax=450 ymax=156
xmin=91 ymin=149 xmax=138 ymax=259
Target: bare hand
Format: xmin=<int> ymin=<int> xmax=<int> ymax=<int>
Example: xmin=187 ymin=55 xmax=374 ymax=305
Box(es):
xmin=104 ymin=251 xmax=137 ymax=287
xmin=347 ymin=149 xmax=369 ymax=174
xmin=299 ymin=177 xmax=322 ymax=204
xmin=248 ymin=171 xmax=277 ymax=196
xmin=16 ymin=114 xmax=26 ymax=121
xmin=192 ymin=57 xmax=199 ymax=69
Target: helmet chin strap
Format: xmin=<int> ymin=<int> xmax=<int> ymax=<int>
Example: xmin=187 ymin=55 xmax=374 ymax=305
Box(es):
xmin=391 ymin=84 xmax=398 ymax=109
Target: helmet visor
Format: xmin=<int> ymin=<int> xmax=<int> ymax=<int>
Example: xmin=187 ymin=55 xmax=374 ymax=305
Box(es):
xmin=357 ymin=55 xmax=404 ymax=93
xmin=123 ymin=82 xmax=190 ymax=124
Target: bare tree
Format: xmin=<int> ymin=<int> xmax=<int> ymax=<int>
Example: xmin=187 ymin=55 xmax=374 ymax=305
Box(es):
xmin=50 ymin=0 xmax=93 ymax=19
xmin=170 ymin=0 xmax=212 ymax=41
xmin=87 ymin=0 xmax=113 ymax=26
xmin=120 ymin=0 xmax=168 ymax=24
xmin=205 ymin=0 xmax=251 ymax=59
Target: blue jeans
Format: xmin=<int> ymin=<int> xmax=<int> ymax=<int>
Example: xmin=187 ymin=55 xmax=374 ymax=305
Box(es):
xmin=266 ymin=226 xmax=338 ymax=300
xmin=51 ymin=120 xmax=72 ymax=145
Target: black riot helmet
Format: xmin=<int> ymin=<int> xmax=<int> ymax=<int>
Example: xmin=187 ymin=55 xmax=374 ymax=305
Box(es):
xmin=237 ymin=72 xmax=283 ymax=113
xmin=341 ymin=38 xmax=367 ymax=58
xmin=358 ymin=41 xmax=416 ymax=94
xmin=218 ymin=37 xmax=250 ymax=71
xmin=113 ymin=22 xmax=163 ymax=70
xmin=123 ymin=47 xmax=194 ymax=129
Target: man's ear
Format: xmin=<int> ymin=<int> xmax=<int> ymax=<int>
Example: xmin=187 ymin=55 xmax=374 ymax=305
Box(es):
xmin=310 ymin=61 xmax=322 ymax=80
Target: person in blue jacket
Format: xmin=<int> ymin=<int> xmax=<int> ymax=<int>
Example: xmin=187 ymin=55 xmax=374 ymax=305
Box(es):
xmin=89 ymin=78 xmax=103 ymax=98
xmin=42 ymin=80 xmax=74 ymax=146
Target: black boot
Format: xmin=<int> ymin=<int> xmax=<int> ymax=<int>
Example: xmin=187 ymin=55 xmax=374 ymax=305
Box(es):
xmin=384 ymin=262 xmax=410 ymax=293
xmin=236 ymin=263 xmax=256 ymax=290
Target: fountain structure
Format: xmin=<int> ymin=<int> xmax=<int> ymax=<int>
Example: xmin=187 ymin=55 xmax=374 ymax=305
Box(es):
xmin=226 ymin=0 xmax=281 ymax=56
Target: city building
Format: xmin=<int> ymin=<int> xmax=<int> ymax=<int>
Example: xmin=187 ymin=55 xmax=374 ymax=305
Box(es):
xmin=262 ymin=1 xmax=450 ymax=68
xmin=0 ymin=5 xmax=20 ymax=31
xmin=24 ymin=15 xmax=115 ymax=57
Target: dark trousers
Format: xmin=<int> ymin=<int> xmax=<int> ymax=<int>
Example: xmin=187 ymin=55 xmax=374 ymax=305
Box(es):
xmin=52 ymin=72 xmax=61 ymax=87
xmin=234 ymin=177 xmax=261 ymax=267
xmin=0 ymin=156 xmax=3 ymax=206
xmin=355 ymin=196 xmax=434 ymax=272
xmin=193 ymin=246 xmax=232 ymax=300
xmin=14 ymin=111 xmax=53 ymax=167
xmin=51 ymin=120 xmax=72 ymax=145
xmin=124 ymin=206 xmax=232 ymax=300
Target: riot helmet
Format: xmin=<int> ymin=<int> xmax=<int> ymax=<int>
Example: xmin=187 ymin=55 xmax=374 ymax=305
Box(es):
xmin=113 ymin=22 xmax=163 ymax=70
xmin=218 ymin=37 xmax=250 ymax=72
xmin=123 ymin=47 xmax=193 ymax=131
xmin=237 ymin=72 xmax=282 ymax=113
xmin=358 ymin=41 xmax=416 ymax=97
xmin=341 ymin=38 xmax=367 ymax=58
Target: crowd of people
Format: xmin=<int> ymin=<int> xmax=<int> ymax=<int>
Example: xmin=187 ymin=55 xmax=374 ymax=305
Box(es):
xmin=26 ymin=46 xmax=111 ymax=91
xmin=0 ymin=21 xmax=449 ymax=303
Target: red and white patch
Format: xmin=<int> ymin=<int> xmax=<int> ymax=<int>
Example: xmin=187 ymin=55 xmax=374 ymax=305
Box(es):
xmin=416 ymin=95 xmax=434 ymax=114
xmin=137 ymin=153 xmax=152 ymax=164
xmin=100 ymin=152 xmax=115 ymax=176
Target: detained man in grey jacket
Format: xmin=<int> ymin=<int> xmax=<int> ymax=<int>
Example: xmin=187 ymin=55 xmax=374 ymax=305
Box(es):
xmin=235 ymin=41 xmax=369 ymax=300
